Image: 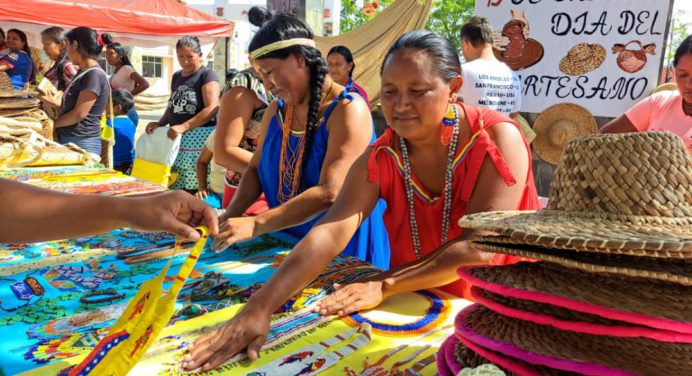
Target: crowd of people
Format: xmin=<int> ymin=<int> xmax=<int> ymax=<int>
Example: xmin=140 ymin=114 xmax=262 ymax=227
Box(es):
xmin=0 ymin=6 xmax=690 ymax=373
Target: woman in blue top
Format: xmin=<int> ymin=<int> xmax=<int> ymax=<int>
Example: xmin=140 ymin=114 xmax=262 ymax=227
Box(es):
xmin=212 ymin=8 xmax=389 ymax=269
xmin=0 ymin=29 xmax=35 ymax=90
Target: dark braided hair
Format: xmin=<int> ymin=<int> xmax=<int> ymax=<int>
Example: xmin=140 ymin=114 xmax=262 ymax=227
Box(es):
xmin=248 ymin=10 xmax=327 ymax=191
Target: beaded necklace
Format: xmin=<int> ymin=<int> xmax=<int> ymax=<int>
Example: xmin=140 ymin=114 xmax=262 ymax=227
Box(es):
xmin=276 ymin=79 xmax=334 ymax=203
xmin=399 ymin=105 xmax=460 ymax=259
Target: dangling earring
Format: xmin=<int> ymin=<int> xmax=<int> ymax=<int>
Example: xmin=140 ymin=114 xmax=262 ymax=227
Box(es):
xmin=440 ymin=104 xmax=458 ymax=145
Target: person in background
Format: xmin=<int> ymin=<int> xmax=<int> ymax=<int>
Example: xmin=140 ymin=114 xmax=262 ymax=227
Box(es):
xmin=0 ymin=28 xmax=9 ymax=59
xmin=601 ymin=34 xmax=692 ymax=153
xmin=52 ymin=27 xmax=111 ymax=156
xmin=327 ymin=45 xmax=370 ymax=108
xmin=111 ymin=89 xmax=136 ymax=174
xmin=459 ymin=16 xmax=521 ymax=116
xmin=183 ymin=30 xmax=537 ymax=371
xmin=38 ymin=26 xmax=79 ymax=115
xmin=0 ymin=29 xmax=36 ymax=90
xmin=0 ymin=178 xmax=218 ymax=243
xmin=196 ymin=130 xmax=227 ymax=209
xmin=214 ymin=9 xmax=275 ymax=210
xmin=145 ymin=36 xmax=220 ymax=192
xmin=106 ymin=41 xmax=150 ymax=125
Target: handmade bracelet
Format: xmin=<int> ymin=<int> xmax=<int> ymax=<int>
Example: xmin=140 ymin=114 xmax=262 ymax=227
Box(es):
xmin=80 ymin=289 xmax=126 ymax=304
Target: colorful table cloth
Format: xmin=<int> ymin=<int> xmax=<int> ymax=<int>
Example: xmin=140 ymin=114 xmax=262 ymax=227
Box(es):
xmin=0 ymin=229 xmax=464 ymax=375
xmin=0 ymin=166 xmax=166 ymax=196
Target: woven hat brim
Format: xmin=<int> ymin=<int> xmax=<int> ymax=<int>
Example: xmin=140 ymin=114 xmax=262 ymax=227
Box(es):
xmin=0 ymin=98 xmax=40 ymax=110
xmin=453 ymin=336 xmax=547 ymax=376
xmin=471 ymin=237 xmax=692 ymax=285
xmin=0 ymin=107 xmax=34 ymax=117
xmin=532 ymin=103 xmax=597 ymax=165
xmin=460 ymin=210 xmax=692 ymax=257
xmin=470 ymin=286 xmax=692 ymax=343
xmin=438 ymin=335 xmax=463 ymax=376
xmin=458 ymin=263 xmax=692 ymax=332
xmin=0 ymin=91 xmax=36 ymax=98
xmin=457 ymin=304 xmax=692 ymax=376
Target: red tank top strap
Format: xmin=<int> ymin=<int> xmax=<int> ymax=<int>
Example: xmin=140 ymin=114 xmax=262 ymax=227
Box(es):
xmin=458 ymin=104 xmax=519 ymax=204
xmin=367 ymin=129 xmax=395 ymax=184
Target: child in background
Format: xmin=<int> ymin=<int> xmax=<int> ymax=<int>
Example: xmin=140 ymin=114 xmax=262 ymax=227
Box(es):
xmin=111 ymin=89 xmax=136 ymax=174
xmin=196 ymin=130 xmax=227 ymax=209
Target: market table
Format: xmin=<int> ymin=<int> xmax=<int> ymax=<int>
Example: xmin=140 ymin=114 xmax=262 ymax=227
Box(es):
xmin=0 ymin=217 xmax=465 ymax=376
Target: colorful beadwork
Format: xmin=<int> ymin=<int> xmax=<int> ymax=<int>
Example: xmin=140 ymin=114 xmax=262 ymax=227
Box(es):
xmin=342 ymin=290 xmax=451 ymax=336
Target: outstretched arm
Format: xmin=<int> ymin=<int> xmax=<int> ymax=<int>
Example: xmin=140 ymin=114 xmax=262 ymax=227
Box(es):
xmin=183 ymin=150 xmax=381 ymax=371
xmin=316 ymin=121 xmax=531 ymax=315
xmin=0 ymin=179 xmax=219 ymax=243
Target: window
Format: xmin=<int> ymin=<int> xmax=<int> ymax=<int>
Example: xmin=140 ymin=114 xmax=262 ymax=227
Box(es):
xmin=142 ymin=56 xmax=162 ymax=78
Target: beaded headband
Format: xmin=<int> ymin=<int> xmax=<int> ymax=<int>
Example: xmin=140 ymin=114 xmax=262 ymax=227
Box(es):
xmin=250 ymin=38 xmax=316 ymax=60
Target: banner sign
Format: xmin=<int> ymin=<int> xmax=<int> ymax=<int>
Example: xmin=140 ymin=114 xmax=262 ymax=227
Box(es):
xmin=476 ymin=0 xmax=674 ymax=117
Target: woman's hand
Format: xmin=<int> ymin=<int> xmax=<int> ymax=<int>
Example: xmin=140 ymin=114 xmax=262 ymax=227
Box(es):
xmin=145 ymin=122 xmax=161 ymax=134
xmin=123 ymin=190 xmax=219 ymax=240
xmin=313 ymin=280 xmax=385 ymax=317
xmin=167 ymin=124 xmax=187 ymax=140
xmin=195 ymin=189 xmax=209 ymax=200
xmin=39 ymin=90 xmax=60 ymax=107
xmin=182 ymin=305 xmax=271 ymax=371
xmin=212 ymin=215 xmax=259 ymax=252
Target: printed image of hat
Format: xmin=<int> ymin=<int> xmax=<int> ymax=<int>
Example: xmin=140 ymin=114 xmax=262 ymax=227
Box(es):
xmin=456 ymin=304 xmax=692 ymax=376
xmin=460 ymin=132 xmax=692 ymax=255
xmin=471 ymin=237 xmax=692 ymax=285
xmin=511 ymin=113 xmax=535 ymax=145
xmin=458 ymin=263 xmax=692 ymax=334
xmin=532 ymin=103 xmax=597 ymax=165
xmin=559 ymin=43 xmax=606 ymax=76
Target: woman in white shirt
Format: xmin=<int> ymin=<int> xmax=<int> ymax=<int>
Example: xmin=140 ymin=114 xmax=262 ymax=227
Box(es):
xmin=106 ymin=42 xmax=150 ymax=125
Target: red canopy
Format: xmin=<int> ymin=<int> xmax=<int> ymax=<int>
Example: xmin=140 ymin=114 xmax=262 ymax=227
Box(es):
xmin=0 ymin=0 xmax=232 ymax=39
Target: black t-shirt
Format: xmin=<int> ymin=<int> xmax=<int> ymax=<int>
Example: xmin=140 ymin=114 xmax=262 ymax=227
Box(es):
xmin=168 ymin=66 xmax=219 ymax=126
xmin=57 ymin=67 xmax=110 ymax=139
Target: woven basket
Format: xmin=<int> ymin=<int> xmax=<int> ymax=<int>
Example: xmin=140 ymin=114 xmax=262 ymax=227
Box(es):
xmin=471 ymin=237 xmax=692 ymax=285
xmin=457 ymin=304 xmax=692 ymax=376
xmin=470 ymin=286 xmax=692 ymax=343
xmin=458 ymin=263 xmax=692 ymax=333
xmin=460 ymin=132 xmax=692 ymax=255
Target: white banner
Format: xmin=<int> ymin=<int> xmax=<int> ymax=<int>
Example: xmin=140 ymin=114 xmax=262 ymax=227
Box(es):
xmin=475 ymin=0 xmax=674 ymax=117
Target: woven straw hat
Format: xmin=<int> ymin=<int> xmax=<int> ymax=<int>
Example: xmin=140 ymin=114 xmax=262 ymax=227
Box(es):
xmin=471 ymin=237 xmax=692 ymax=285
xmin=457 ymin=304 xmax=692 ymax=376
xmin=511 ymin=114 xmax=535 ymax=145
xmin=470 ymin=286 xmax=692 ymax=343
xmin=460 ymin=132 xmax=692 ymax=256
xmin=0 ymin=71 xmax=35 ymax=98
xmin=532 ymin=103 xmax=597 ymax=165
xmin=458 ymin=263 xmax=692 ymax=333
xmin=559 ymin=43 xmax=606 ymax=76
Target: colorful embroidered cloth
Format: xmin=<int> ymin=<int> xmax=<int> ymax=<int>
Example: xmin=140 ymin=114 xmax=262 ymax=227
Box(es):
xmin=0 ymin=166 xmax=166 ymax=196
xmin=1 ymin=226 xmax=465 ymax=375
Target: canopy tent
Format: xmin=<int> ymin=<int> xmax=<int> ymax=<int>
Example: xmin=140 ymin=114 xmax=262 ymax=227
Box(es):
xmin=0 ymin=0 xmax=233 ymax=48
xmin=315 ymin=0 xmax=434 ymax=106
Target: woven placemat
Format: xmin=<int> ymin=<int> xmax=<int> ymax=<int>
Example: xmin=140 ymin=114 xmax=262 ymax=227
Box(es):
xmin=470 ymin=287 xmax=692 ymax=343
xmin=459 ymin=263 xmax=692 ymax=333
xmin=459 ymin=305 xmax=691 ymax=376
xmin=471 ymin=237 xmax=692 ymax=285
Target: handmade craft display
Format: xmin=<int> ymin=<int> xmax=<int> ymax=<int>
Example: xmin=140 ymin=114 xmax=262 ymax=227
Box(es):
xmin=0 ymin=165 xmax=166 ymax=196
xmin=439 ymin=132 xmax=692 ymax=375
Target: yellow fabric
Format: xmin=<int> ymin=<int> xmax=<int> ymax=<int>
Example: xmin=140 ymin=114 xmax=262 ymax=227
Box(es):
xmin=131 ymin=158 xmax=173 ymax=186
xmin=251 ymin=38 xmax=317 ymax=60
xmin=69 ymin=227 xmax=210 ymax=376
xmin=315 ymin=0 xmax=434 ymax=106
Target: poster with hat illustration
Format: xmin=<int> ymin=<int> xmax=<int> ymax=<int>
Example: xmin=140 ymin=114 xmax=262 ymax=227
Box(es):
xmin=476 ymin=0 xmax=674 ymax=117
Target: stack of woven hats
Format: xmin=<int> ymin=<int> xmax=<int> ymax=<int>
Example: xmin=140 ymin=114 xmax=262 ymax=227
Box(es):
xmin=438 ymin=131 xmax=692 ymax=376
xmin=0 ymin=71 xmax=53 ymax=140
